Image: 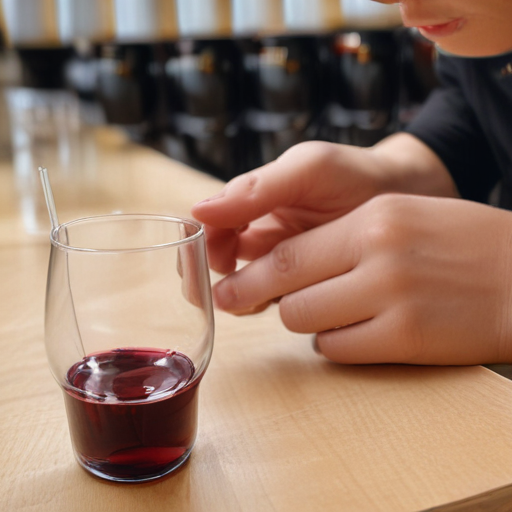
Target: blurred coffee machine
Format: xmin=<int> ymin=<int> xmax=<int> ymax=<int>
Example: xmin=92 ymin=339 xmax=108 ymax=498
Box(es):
xmin=57 ymin=0 xmax=114 ymax=125
xmin=1 ymin=0 xmax=74 ymax=89
xmin=95 ymin=0 xmax=177 ymax=142
xmin=234 ymin=0 xmax=341 ymax=171
xmin=0 ymin=0 xmax=114 ymax=233
xmin=160 ymin=0 xmax=244 ymax=182
xmin=0 ymin=0 xmax=438 ymax=186
xmin=319 ymin=0 xmax=403 ymax=147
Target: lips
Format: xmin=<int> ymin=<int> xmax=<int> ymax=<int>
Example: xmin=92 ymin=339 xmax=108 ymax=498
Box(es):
xmin=416 ymin=18 xmax=466 ymax=38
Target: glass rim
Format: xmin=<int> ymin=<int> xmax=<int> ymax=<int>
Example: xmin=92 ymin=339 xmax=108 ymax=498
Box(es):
xmin=50 ymin=213 xmax=204 ymax=253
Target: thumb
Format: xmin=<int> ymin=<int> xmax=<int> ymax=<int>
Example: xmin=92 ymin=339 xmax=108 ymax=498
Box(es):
xmin=191 ymin=165 xmax=292 ymax=229
xmin=192 ymin=141 xmax=340 ymax=229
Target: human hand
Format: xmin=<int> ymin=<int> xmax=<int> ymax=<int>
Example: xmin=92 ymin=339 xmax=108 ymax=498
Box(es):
xmin=192 ymin=140 xmax=380 ymax=316
xmin=192 ymin=136 xmax=455 ymax=277
xmin=199 ymin=193 xmax=512 ymax=365
xmin=192 ymin=141 xmax=384 ymax=275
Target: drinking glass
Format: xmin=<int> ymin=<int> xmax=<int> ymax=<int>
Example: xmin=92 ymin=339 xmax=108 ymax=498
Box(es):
xmin=43 ymin=213 xmax=214 ymax=482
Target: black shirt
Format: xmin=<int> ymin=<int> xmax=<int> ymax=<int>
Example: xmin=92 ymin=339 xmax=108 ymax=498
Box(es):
xmin=406 ymin=50 xmax=512 ymax=208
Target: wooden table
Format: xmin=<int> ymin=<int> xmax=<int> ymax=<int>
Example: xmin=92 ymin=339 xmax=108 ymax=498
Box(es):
xmin=2 ymin=128 xmax=512 ymax=512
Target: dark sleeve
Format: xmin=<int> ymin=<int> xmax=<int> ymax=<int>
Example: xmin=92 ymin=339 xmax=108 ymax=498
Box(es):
xmin=405 ymin=55 xmax=500 ymax=203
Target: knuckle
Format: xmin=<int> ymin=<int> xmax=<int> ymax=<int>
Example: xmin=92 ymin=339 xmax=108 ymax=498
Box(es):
xmin=214 ymin=276 xmax=240 ymax=310
xmin=280 ymin=140 xmax=338 ymax=167
xmin=229 ymin=170 xmax=259 ymax=197
xmin=365 ymin=192 xmax=406 ymax=216
xmin=363 ymin=194 xmax=411 ymax=250
xmin=270 ymin=241 xmax=298 ymax=276
xmin=365 ymin=219 xmax=400 ymax=252
xmin=377 ymin=256 xmax=418 ymax=306
xmin=279 ymin=293 xmax=314 ymax=333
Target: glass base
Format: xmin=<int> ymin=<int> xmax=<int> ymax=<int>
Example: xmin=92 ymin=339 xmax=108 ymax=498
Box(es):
xmin=74 ymin=446 xmax=193 ymax=483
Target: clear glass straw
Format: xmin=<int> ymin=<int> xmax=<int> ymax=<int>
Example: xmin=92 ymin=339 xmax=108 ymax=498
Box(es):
xmin=38 ymin=165 xmax=85 ymax=356
xmin=38 ymin=166 xmax=59 ymax=231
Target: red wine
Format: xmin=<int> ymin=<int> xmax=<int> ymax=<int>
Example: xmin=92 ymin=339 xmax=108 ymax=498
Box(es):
xmin=64 ymin=348 xmax=202 ymax=481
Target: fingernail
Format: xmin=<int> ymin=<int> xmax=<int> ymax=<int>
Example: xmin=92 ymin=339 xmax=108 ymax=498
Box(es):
xmin=196 ymin=190 xmax=226 ymax=205
xmin=212 ymin=277 xmax=238 ymax=311
xmin=312 ymin=337 xmax=322 ymax=355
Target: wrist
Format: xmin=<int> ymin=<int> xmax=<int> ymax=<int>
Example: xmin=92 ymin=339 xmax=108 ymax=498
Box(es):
xmin=368 ymin=132 xmax=459 ymax=198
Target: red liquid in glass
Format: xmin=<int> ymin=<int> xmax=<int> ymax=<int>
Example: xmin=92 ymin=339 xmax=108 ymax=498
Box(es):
xmin=64 ymin=348 xmax=201 ymax=481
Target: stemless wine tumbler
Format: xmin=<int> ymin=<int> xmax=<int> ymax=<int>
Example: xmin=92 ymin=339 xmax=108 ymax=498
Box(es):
xmin=43 ymin=214 xmax=214 ymax=482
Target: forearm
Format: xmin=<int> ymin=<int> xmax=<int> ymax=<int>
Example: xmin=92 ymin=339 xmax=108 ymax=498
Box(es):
xmin=369 ymin=132 xmax=460 ymax=199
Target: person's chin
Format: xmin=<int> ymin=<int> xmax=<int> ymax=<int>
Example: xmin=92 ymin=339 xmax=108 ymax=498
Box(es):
xmin=435 ymin=39 xmax=512 ymax=58
xmin=418 ymin=30 xmax=512 ymax=58
xmin=410 ymin=19 xmax=512 ymax=58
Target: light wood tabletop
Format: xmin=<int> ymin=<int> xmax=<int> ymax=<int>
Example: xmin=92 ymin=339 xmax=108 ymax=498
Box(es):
xmin=2 ymin=127 xmax=512 ymax=512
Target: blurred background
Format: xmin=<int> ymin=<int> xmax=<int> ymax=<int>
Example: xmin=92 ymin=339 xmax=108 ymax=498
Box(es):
xmin=0 ymin=0 xmax=438 ymax=188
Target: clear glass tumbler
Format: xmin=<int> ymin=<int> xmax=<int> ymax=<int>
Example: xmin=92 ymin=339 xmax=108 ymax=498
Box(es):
xmin=44 ymin=213 xmax=214 ymax=482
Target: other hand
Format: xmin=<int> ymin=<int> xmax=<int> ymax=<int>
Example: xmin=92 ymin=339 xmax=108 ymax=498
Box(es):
xmin=198 ymin=193 xmax=512 ymax=365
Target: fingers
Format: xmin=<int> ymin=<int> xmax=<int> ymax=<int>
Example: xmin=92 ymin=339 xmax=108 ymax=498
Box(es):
xmin=192 ymin=141 xmax=373 ymax=275
xmin=314 ymin=310 xmax=416 ymax=365
xmin=314 ymin=317 xmax=390 ymax=364
xmin=235 ymin=215 xmax=303 ymax=261
xmin=194 ymin=163 xmax=307 ymax=274
xmin=192 ymin=164 xmax=295 ymax=229
xmin=178 ymin=244 xmax=202 ymax=308
xmin=278 ymin=268 xmax=380 ymax=334
xmin=203 ymin=216 xmax=299 ymax=275
xmin=212 ymin=213 xmax=363 ymax=314
xmin=203 ymin=225 xmax=239 ymax=274
xmin=192 ymin=141 xmax=344 ymax=230
xmin=203 ymin=217 xmax=294 ymax=274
